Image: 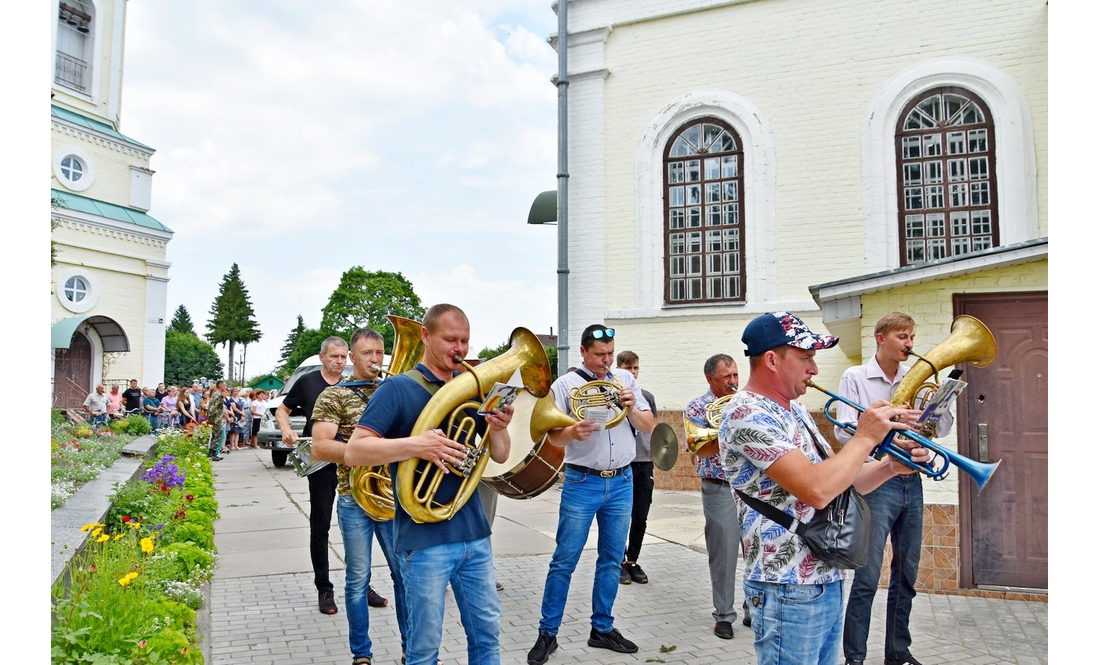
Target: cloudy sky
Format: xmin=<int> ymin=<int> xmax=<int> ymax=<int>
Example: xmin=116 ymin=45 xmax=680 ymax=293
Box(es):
xmin=120 ymin=0 xmax=562 ymax=377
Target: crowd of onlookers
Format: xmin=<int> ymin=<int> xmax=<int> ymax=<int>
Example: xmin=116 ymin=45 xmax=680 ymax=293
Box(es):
xmin=83 ymin=379 xmax=271 ymax=445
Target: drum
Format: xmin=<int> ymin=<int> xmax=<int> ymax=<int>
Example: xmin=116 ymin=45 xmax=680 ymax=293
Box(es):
xmin=289 ymin=438 xmax=330 ymax=477
xmin=481 ymin=391 xmax=565 ymax=499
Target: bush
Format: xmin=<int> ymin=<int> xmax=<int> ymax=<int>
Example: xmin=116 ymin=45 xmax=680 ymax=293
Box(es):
xmin=52 ymin=430 xmax=217 ymax=664
xmin=112 ymin=415 xmax=153 ymax=436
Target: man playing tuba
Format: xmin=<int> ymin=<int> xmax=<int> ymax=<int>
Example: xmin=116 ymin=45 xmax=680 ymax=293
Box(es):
xmin=344 ymin=304 xmax=513 ymax=665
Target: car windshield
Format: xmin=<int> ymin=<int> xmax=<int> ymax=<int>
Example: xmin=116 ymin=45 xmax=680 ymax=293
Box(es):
xmin=278 ymin=365 xmax=354 ymax=397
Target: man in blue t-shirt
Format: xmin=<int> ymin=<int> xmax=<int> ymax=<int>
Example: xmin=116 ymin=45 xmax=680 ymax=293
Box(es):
xmin=345 ymin=304 xmax=514 ymax=665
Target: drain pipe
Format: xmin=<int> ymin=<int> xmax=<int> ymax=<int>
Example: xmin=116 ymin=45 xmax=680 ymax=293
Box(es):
xmin=555 ymin=0 xmax=570 ymax=377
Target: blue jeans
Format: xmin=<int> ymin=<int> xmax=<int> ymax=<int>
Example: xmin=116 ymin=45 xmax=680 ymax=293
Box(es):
xmin=538 ymin=466 xmax=632 ymax=635
xmin=843 ymin=473 xmax=924 ymax=661
xmin=744 ymin=579 xmax=844 ymax=665
xmin=398 ymin=537 xmax=500 ymax=665
xmin=336 ymin=495 xmax=406 ymax=660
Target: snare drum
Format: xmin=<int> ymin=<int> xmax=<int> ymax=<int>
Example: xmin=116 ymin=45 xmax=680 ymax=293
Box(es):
xmin=289 ymin=438 xmax=330 ymax=477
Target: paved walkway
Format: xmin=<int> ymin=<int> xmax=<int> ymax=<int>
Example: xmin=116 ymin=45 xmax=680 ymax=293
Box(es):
xmin=208 ymin=448 xmax=1047 ymax=665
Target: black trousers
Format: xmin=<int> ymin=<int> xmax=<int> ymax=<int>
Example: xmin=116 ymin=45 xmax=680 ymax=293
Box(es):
xmin=307 ymin=463 xmax=338 ymax=593
xmin=625 ymin=461 xmax=654 ymax=563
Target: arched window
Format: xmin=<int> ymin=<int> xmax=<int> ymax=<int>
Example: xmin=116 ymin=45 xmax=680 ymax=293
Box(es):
xmin=55 ymin=1 xmax=95 ymax=93
xmin=664 ymin=118 xmax=745 ymax=304
xmin=895 ymin=87 xmax=999 ymax=265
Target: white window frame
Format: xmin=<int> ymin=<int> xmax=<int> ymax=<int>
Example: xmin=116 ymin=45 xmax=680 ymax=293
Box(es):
xmin=54 ymin=148 xmax=96 ymax=192
xmin=632 ymin=89 xmax=778 ymax=316
xmin=57 ymin=268 xmax=99 ymax=314
xmin=861 ymin=56 xmax=1038 ymax=272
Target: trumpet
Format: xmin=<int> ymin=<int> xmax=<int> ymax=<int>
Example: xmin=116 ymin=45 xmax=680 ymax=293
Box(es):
xmin=806 ymin=380 xmax=1000 ymax=492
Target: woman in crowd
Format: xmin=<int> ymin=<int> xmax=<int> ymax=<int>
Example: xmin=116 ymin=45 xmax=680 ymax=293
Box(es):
xmin=250 ymin=389 xmax=266 ymax=449
xmin=177 ymin=386 xmax=199 ymax=431
xmin=160 ymin=386 xmax=180 ymax=429
xmin=237 ymin=388 xmax=253 ymax=451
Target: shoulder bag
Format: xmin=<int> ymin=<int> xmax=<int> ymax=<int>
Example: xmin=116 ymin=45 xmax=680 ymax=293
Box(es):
xmin=735 ymin=415 xmax=871 ymax=569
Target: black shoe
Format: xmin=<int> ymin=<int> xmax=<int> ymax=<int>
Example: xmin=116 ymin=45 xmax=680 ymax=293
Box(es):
xmin=884 ymin=657 xmax=923 ymax=665
xmin=527 ymin=630 xmax=557 ymax=665
xmin=844 ymin=660 xmax=864 ymax=665
xmin=619 ymin=563 xmax=631 ymax=585
xmin=496 ymin=580 xmax=505 ymax=591
xmin=714 ymin=621 xmax=734 ymax=639
xmin=587 ymin=627 xmax=637 ymax=654
xmin=319 ymin=590 xmax=338 ymax=615
xmin=627 ymin=562 xmax=648 ymax=584
xmin=742 ymin=600 xmax=752 ymax=627
xmin=209 ymin=455 xmax=223 ymax=461
xmin=367 ymin=586 xmax=388 ymax=608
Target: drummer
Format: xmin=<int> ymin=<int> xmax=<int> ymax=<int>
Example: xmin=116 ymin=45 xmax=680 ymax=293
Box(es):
xmin=311 ymin=328 xmax=407 ymax=665
xmin=276 ymin=336 xmax=349 ymax=616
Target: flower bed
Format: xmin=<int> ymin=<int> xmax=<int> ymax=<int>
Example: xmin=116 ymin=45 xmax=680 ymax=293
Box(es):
xmin=51 ymin=426 xmax=218 ymax=664
xmin=51 ymin=413 xmax=152 ymax=509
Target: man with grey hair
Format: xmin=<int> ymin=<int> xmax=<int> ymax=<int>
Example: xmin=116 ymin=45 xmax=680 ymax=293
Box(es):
xmin=684 ymin=353 xmax=743 ymax=639
xmin=278 ymin=335 xmax=349 ymax=615
xmin=83 ymin=384 xmax=109 ymax=426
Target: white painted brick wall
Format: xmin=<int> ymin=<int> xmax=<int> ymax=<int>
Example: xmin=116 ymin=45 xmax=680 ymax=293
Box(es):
xmin=564 ymin=0 xmax=1046 ymax=409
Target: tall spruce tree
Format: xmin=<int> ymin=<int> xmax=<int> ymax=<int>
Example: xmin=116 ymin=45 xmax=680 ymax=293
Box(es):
xmin=279 ymin=315 xmax=307 ymax=371
xmin=169 ymin=304 xmax=196 ymax=335
xmin=205 ymin=263 xmax=262 ymax=383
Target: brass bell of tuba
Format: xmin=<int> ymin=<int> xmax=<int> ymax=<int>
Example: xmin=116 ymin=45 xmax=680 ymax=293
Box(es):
xmin=395 ymin=326 xmax=554 ymax=524
xmin=349 ymin=315 xmax=426 ymax=521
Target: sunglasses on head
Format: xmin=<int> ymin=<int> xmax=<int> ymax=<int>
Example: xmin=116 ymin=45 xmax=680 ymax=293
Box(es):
xmin=587 ymin=328 xmax=615 ymax=341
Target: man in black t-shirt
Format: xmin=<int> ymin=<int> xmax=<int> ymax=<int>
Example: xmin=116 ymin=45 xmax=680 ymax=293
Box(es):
xmin=121 ymin=379 xmax=144 ymax=415
xmin=277 ymin=336 xmax=349 ymax=616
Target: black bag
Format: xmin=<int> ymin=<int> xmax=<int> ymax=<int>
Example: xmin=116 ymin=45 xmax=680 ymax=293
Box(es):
xmin=735 ymin=415 xmax=873 ymax=569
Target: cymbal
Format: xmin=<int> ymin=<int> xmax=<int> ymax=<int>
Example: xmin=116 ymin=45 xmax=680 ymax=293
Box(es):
xmin=651 ymin=422 xmax=679 ymax=472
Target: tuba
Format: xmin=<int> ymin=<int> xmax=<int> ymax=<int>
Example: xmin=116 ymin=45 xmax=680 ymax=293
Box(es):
xmin=349 ymin=315 xmax=426 ymax=521
xmin=395 ymin=327 xmax=553 ymax=523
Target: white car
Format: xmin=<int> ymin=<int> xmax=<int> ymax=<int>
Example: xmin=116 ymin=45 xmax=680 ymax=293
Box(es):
xmin=256 ymin=356 xmax=353 ymax=467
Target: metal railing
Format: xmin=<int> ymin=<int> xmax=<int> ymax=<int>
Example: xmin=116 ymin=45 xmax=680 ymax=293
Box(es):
xmin=54 ymin=52 xmax=87 ymax=93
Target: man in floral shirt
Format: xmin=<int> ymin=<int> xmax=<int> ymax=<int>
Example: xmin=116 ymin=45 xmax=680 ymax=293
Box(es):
xmin=719 ymin=312 xmax=926 ymax=665
xmin=684 ymin=353 xmax=743 ymax=639
xmin=312 ymin=328 xmax=406 ymax=665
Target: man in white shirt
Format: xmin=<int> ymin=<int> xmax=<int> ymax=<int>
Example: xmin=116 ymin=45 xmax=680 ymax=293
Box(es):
xmin=83 ymin=384 xmax=109 ymax=426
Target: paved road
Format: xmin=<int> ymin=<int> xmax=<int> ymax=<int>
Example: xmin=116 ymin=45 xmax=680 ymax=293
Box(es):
xmin=208 ymin=448 xmax=1047 ymax=665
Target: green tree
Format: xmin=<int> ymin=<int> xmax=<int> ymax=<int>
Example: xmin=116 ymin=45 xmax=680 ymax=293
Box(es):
xmin=164 ymin=329 xmax=224 ymax=386
xmin=318 ymin=268 xmax=425 ymax=352
xmin=205 ymin=263 xmax=262 ymax=384
xmin=168 ymin=304 xmax=196 ymax=335
xmin=282 ymin=328 xmax=328 ymax=375
xmin=279 ymin=315 xmax=307 ymax=370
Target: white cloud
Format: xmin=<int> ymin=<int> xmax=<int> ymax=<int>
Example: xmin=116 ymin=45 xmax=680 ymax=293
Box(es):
xmin=122 ymin=0 xmax=561 ymax=378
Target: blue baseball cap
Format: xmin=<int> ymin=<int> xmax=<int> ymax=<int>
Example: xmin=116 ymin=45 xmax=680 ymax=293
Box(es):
xmin=742 ymin=312 xmax=839 ymax=357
